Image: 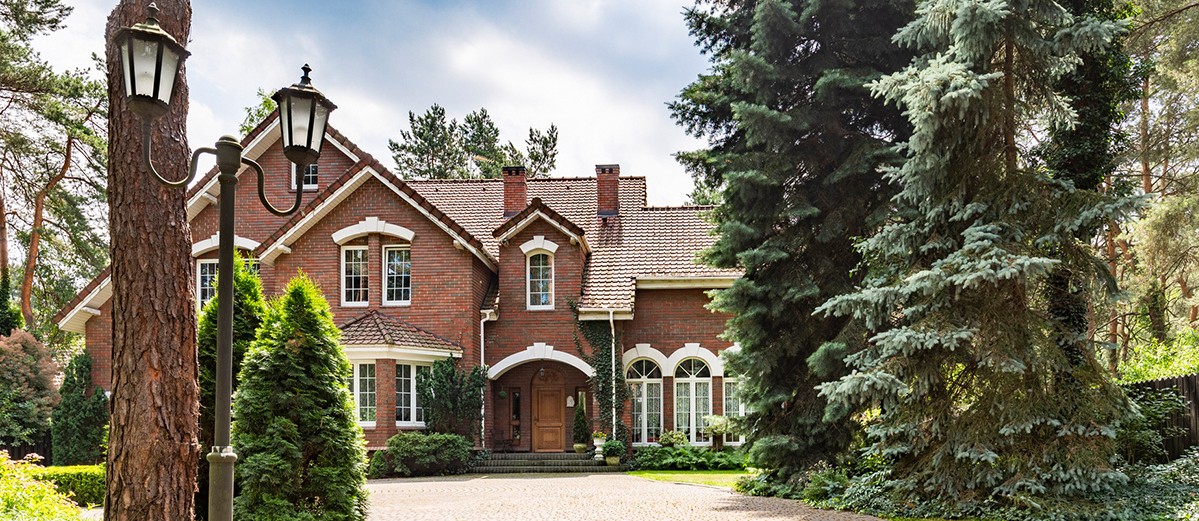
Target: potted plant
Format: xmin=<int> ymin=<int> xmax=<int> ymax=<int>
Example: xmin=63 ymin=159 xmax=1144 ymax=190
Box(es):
xmin=572 ymin=406 xmax=590 ymax=454
xmin=602 ymin=439 xmax=625 ymax=466
xmin=702 ymin=415 xmax=732 ymax=451
xmin=591 ymin=430 xmax=607 ymax=449
xmin=657 ymin=430 xmax=688 ymax=448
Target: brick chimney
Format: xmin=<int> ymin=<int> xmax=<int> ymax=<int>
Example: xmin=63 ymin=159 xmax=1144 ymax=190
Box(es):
xmin=503 ymin=166 xmax=527 ymax=217
xmin=596 ymin=164 xmax=619 ymax=216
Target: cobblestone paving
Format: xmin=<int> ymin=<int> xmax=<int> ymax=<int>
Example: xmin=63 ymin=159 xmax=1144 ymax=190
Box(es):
xmin=366 ymin=473 xmax=882 ymax=521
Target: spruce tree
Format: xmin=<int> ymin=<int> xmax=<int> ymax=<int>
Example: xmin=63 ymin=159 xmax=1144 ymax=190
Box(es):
xmin=196 ymin=255 xmax=265 ymax=520
xmin=670 ymin=0 xmax=913 ymax=480
xmin=817 ymin=0 xmax=1136 ymax=500
xmin=231 ymin=273 xmax=367 ymax=520
xmin=51 ymin=352 xmax=108 ymax=465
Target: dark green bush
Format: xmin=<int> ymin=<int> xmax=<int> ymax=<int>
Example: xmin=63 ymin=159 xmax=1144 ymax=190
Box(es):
xmin=632 ymin=446 xmax=746 ymax=470
xmin=51 ymin=353 xmax=108 ymax=466
xmin=572 ymin=404 xmax=590 ymax=445
xmin=376 ymin=431 xmax=472 ymax=477
xmin=367 ymin=451 xmax=389 ymax=479
xmin=31 ymin=464 xmax=104 ymax=507
xmin=1116 ymin=386 xmax=1188 ymax=464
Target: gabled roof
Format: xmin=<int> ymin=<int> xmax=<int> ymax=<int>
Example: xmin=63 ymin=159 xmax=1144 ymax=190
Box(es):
xmin=339 ymin=310 xmax=463 ymax=353
xmin=493 ymin=197 xmax=588 ymax=252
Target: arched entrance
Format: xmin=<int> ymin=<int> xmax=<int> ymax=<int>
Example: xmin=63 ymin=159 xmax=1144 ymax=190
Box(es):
xmin=531 ymin=366 xmax=566 ymax=452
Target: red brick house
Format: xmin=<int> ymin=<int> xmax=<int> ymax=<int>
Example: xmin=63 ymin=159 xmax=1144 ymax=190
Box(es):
xmin=54 ymin=116 xmax=742 ymax=452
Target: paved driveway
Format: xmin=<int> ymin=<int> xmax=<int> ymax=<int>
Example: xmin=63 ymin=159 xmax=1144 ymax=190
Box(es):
xmin=366 ymin=473 xmax=882 ymax=521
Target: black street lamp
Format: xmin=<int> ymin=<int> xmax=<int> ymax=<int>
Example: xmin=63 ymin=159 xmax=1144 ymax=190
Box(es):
xmin=113 ymin=4 xmax=336 ymax=520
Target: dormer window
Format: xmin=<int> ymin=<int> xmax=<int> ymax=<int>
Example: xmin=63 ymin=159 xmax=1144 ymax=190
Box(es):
xmin=520 ymin=236 xmax=559 ymax=311
xmin=293 ymin=163 xmax=318 ymax=190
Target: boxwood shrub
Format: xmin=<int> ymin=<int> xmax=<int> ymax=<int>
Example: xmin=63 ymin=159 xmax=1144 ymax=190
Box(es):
xmin=31 ymin=464 xmax=104 ymax=507
xmin=373 ymin=431 xmax=473 ymax=477
xmin=632 ymin=445 xmax=746 ymax=470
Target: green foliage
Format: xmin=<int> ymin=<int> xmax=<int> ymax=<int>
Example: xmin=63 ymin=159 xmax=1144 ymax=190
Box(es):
xmin=573 ymin=318 xmax=628 ymax=448
xmin=388 ymin=104 xmax=558 ymax=179
xmin=0 ymin=330 xmax=57 ymax=446
xmin=801 ymin=465 xmax=849 ymax=503
xmin=0 ymin=452 xmax=84 ymax=520
xmin=0 ymin=268 xmax=23 ymax=335
xmin=632 ymin=446 xmax=746 ymax=471
xmin=366 ymin=451 xmax=388 ymax=480
xmin=371 ymin=432 xmax=472 ymax=478
xmin=1115 ymin=386 xmax=1188 ymax=464
xmin=602 ymin=439 xmax=625 ymax=458
xmin=231 ymin=273 xmax=368 ymax=521
xmin=671 ymin=0 xmax=915 ymax=487
xmin=196 ymin=254 xmax=264 ymax=517
xmin=50 ymin=353 xmax=106 ymax=466
xmin=415 ymin=357 xmax=486 ymax=443
xmin=657 ymin=430 xmax=688 ymax=447
xmin=1119 ymin=331 xmax=1199 ymax=383
xmin=572 ymin=402 xmax=590 ymax=445
xmin=239 ymin=88 xmax=277 ymax=136
xmin=30 ymin=464 xmax=103 ymax=507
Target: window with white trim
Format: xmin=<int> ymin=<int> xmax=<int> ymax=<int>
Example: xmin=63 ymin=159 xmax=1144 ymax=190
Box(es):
xmin=292 ymin=164 xmax=318 ymax=190
xmin=342 ymin=246 xmax=368 ymax=306
xmin=197 ymin=260 xmax=218 ymax=309
xmin=527 ymin=252 xmax=553 ymax=309
xmin=674 ymin=358 xmax=712 ymax=444
xmin=350 ymin=362 xmax=376 ymax=424
xmin=396 ymin=364 xmax=431 ymax=425
xmin=627 ymin=359 xmax=663 ymax=445
xmin=722 ymin=377 xmax=746 ymax=445
xmin=383 ymin=246 xmax=411 ymax=305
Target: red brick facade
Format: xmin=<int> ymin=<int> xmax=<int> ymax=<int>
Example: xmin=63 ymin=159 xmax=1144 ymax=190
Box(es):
xmin=59 ymin=123 xmax=739 ymax=452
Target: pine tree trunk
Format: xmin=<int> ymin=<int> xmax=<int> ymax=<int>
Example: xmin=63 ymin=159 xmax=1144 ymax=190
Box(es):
xmin=103 ymin=2 xmax=199 ymax=520
xmin=1003 ymin=27 xmax=1017 ymax=177
xmin=1180 ymin=275 xmax=1197 ymax=325
xmin=20 ymin=135 xmax=73 ymax=327
xmin=1141 ymin=75 xmax=1152 ymax=194
xmin=0 ymin=157 xmax=8 ymax=273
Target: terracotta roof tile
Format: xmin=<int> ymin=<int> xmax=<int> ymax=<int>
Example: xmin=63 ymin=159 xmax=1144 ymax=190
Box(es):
xmin=339 ymin=310 xmax=463 ymax=352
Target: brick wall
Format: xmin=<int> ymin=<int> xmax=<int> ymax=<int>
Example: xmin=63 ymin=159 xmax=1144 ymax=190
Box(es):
xmin=84 ymin=300 xmax=113 ymax=390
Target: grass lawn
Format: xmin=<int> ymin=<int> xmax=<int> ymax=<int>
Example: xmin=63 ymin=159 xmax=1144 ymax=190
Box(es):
xmin=626 ymin=470 xmax=753 ymax=488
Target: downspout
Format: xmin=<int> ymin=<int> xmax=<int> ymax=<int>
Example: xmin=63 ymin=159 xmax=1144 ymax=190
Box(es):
xmin=480 ymin=309 xmax=495 ymax=449
xmin=610 ymin=309 xmax=616 ymax=436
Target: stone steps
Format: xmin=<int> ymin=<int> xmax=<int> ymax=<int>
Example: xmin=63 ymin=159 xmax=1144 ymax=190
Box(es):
xmin=474 ymin=451 xmax=625 ymax=473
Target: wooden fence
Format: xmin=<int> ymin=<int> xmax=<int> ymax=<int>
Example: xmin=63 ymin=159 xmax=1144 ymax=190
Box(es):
xmin=0 ymin=431 xmax=52 ymax=463
xmin=1132 ymin=373 xmax=1199 ymax=460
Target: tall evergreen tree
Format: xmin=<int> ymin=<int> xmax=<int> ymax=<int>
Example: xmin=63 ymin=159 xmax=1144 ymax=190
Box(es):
xmin=231 ymin=274 xmax=367 ymax=521
xmin=195 ymin=255 xmax=264 ymax=520
xmin=670 ymin=0 xmax=914 ymax=480
xmin=51 ymin=352 xmax=108 ymax=465
xmin=818 ymin=0 xmax=1137 ymax=500
xmin=389 ymin=104 xmax=558 ymax=179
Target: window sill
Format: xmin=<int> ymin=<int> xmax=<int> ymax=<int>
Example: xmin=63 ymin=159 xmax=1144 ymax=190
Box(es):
xmin=526 ymin=306 xmax=554 ymax=311
xmin=342 ymin=301 xmax=370 ymax=308
xmin=289 ymin=186 xmax=319 ymax=193
xmin=358 ymin=421 xmax=377 ymax=429
xmin=382 ymin=301 xmax=411 ymax=307
xmin=396 ymin=421 xmax=426 ymax=429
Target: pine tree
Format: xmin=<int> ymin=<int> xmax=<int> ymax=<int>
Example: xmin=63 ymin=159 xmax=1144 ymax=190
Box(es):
xmin=231 ymin=273 xmax=367 ymax=520
xmin=389 ymin=104 xmax=558 ymax=179
xmin=51 ymin=352 xmax=108 ymax=465
xmin=817 ymin=0 xmax=1136 ymax=500
xmin=0 ymin=267 xmax=22 ymax=335
xmin=670 ymin=0 xmax=914 ymax=480
xmin=415 ymin=357 xmax=486 ymax=443
xmin=196 ymin=255 xmax=265 ymax=520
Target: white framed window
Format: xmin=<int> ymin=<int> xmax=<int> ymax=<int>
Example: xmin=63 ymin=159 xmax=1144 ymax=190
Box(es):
xmin=341 ymin=246 xmax=368 ymax=306
xmin=350 ymin=362 xmax=376 ymax=426
xmin=383 ymin=246 xmax=411 ymax=306
xmin=197 ymin=259 xmax=218 ymax=309
xmin=527 ymin=252 xmax=553 ymax=310
xmin=674 ymin=358 xmax=712 ymax=444
xmin=627 ymin=359 xmax=663 ymax=445
xmin=396 ymin=363 xmax=431 ymax=426
xmin=243 ymin=258 xmax=260 ymax=275
xmin=722 ymin=378 xmax=746 ymax=445
xmin=292 ymin=164 xmax=318 ymax=190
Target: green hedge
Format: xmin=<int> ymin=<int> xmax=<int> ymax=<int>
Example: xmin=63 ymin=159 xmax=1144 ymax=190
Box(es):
xmin=371 ymin=431 xmax=473 ymax=478
xmin=31 ymin=465 xmax=104 ymax=507
xmin=1 ymin=452 xmax=85 ymax=520
xmin=632 ymin=446 xmax=746 ymax=470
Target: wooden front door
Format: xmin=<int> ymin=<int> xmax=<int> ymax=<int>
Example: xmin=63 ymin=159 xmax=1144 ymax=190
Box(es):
xmin=532 ymin=369 xmax=566 ymax=453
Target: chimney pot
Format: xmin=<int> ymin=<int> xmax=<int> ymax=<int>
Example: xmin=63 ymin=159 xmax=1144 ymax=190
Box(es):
xmin=596 ymin=164 xmax=619 ymax=216
xmin=503 ymin=166 xmax=527 ymax=217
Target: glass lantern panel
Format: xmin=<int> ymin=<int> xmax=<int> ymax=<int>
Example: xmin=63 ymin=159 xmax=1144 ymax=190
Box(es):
xmin=120 ymin=40 xmax=133 ymax=97
xmin=156 ymin=46 xmax=180 ymax=104
xmin=133 ymin=37 xmax=160 ymax=97
xmin=310 ymin=103 xmax=329 ymax=154
xmin=287 ymin=96 xmax=314 ymax=150
xmin=278 ymin=93 xmax=293 ymax=148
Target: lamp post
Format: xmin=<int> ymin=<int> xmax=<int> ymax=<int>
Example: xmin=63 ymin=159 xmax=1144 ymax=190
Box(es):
xmin=113 ymin=4 xmax=336 ymax=520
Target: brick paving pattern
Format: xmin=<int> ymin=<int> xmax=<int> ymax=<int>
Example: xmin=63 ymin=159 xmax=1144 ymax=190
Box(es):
xmin=366 ymin=473 xmax=882 ymax=521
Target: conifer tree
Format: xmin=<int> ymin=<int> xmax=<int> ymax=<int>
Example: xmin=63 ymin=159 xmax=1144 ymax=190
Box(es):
xmin=0 ymin=267 xmax=22 ymax=335
xmin=818 ymin=0 xmax=1137 ymax=500
xmin=231 ymin=273 xmax=367 ymax=520
xmin=670 ymin=0 xmax=913 ymax=479
xmin=196 ymin=255 xmax=265 ymax=520
xmin=51 ymin=352 xmax=108 ymax=465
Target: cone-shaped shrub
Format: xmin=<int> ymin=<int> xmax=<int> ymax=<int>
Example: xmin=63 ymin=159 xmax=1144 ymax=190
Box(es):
xmin=51 ymin=352 xmax=108 ymax=465
xmin=231 ymin=273 xmax=367 ymax=520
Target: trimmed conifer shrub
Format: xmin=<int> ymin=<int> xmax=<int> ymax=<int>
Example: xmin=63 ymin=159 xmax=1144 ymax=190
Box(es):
xmin=50 ymin=353 xmax=107 ymax=466
xmin=572 ymin=402 xmax=589 ymax=445
xmin=416 ymin=357 xmax=485 ymax=442
xmin=231 ymin=273 xmax=367 ymax=520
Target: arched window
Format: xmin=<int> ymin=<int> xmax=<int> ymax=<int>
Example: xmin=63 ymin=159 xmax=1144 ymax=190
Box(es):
xmin=527 ymin=252 xmax=553 ymax=309
xmin=626 ymin=359 xmax=663 ymax=445
xmin=674 ymin=358 xmax=712 ymax=444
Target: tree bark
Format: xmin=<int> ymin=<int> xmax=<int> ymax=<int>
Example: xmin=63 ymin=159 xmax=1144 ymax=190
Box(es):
xmin=1003 ymin=27 xmax=1017 ymax=178
xmin=1141 ymin=75 xmax=1153 ymax=194
xmin=1180 ymin=275 xmax=1198 ymax=325
xmin=104 ymin=2 xmax=198 ymax=520
xmin=0 ymin=153 xmax=8 ymax=273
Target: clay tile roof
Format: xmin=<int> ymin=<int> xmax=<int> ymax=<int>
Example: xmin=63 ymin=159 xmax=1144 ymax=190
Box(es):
xmin=339 ymin=310 xmax=463 ymax=352
xmin=52 ymin=267 xmax=110 ymax=325
xmin=492 ymin=197 xmax=586 ymax=238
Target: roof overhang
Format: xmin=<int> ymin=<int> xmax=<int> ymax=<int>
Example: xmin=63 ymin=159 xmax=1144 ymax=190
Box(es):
xmin=342 ymin=345 xmax=462 ymax=363
xmin=57 ymin=278 xmax=111 ymax=334
xmin=635 ymin=276 xmax=738 ymax=289
xmin=495 ymin=209 xmax=589 ymax=254
xmin=576 ymin=307 xmax=634 ymax=321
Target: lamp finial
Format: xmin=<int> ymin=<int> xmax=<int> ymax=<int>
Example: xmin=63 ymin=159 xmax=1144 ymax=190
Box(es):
xmin=147 ymin=2 xmax=159 ymax=24
xmin=300 ymin=64 xmax=312 ymax=85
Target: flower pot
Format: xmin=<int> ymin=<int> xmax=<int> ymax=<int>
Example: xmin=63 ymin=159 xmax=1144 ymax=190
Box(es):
xmin=605 ymin=456 xmax=621 ymax=466
xmin=593 ymin=438 xmax=604 ymax=448
xmin=573 ymin=443 xmax=588 ymax=454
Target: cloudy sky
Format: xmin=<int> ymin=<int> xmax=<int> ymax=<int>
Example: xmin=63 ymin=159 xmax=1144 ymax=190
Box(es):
xmin=33 ymin=0 xmax=714 ymax=205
